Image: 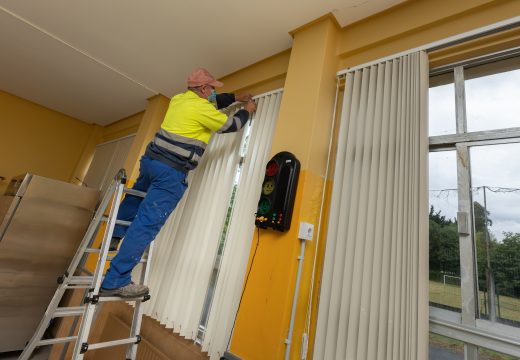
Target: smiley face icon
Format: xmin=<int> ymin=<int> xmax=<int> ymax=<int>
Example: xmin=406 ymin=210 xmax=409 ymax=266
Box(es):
xmin=262 ymin=179 xmax=275 ymax=195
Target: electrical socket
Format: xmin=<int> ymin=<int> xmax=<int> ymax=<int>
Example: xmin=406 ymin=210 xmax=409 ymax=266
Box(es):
xmin=298 ymin=222 xmax=314 ymax=241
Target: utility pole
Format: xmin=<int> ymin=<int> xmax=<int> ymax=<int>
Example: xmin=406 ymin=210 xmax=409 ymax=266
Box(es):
xmin=483 ymin=186 xmax=497 ymax=321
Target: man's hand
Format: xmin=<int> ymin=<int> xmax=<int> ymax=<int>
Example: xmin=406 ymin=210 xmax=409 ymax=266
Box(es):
xmin=245 ymin=100 xmax=257 ymax=113
xmin=235 ymin=93 xmax=253 ymax=102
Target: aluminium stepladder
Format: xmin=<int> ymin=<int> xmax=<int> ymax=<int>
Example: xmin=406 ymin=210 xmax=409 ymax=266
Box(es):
xmin=19 ymin=169 xmax=153 ymax=360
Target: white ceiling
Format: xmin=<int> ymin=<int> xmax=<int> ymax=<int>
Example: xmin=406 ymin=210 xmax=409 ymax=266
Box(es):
xmin=0 ymin=0 xmax=405 ymax=125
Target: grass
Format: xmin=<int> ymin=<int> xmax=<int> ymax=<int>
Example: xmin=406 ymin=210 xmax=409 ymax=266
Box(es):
xmin=429 ymin=280 xmax=461 ymax=309
xmin=429 ymin=280 xmax=520 ymax=323
xmin=429 ymin=280 xmax=520 ymax=360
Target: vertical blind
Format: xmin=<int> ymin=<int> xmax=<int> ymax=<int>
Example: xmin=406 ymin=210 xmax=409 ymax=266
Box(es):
xmin=200 ymin=91 xmax=282 ymax=358
xmin=313 ymin=52 xmax=429 ymax=360
xmin=142 ymin=90 xmax=283 ymax=360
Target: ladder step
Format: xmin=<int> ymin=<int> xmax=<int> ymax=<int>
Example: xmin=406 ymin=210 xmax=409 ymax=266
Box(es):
xmin=115 ymin=219 xmax=132 ymax=227
xmin=123 ymin=188 xmax=147 ymax=198
xmin=101 ymin=216 xmax=132 ymax=227
xmin=38 ymin=336 xmax=77 ymax=346
xmin=98 ymin=294 xmax=150 ymax=303
xmin=54 ymin=306 xmax=85 ymax=318
xmin=85 ymin=248 xmax=118 ymax=254
xmin=65 ymin=284 xmax=93 ymax=289
xmin=87 ymin=336 xmax=140 ymax=351
xmin=69 ymin=276 xmax=94 ymax=285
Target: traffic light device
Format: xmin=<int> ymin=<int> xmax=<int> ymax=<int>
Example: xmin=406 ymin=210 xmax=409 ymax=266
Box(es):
xmin=255 ymin=152 xmax=300 ymax=232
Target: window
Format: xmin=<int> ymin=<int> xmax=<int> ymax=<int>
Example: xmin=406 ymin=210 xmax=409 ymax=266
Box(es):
xmin=429 ymin=151 xmax=460 ymax=312
xmin=470 ymin=143 xmax=520 ymax=325
xmin=429 ymin=73 xmax=456 ymax=136
xmin=466 ymin=67 xmax=520 ymax=132
xmin=429 ymin=55 xmax=520 ymax=359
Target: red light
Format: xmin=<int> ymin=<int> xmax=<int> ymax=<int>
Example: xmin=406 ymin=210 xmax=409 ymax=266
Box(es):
xmin=266 ymin=160 xmax=279 ymax=177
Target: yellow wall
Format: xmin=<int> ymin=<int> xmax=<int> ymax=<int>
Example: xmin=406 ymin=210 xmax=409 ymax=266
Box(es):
xmin=219 ymin=50 xmax=290 ymax=96
xmin=232 ymin=172 xmax=306 ymax=358
xmin=0 ymin=90 xmax=95 ymax=194
xmin=0 ymin=84 xmax=145 ymax=196
xmin=0 ymin=89 xmax=144 ymax=194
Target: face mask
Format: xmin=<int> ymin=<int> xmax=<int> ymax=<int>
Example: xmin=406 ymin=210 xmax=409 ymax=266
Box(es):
xmin=207 ymin=89 xmax=217 ymax=102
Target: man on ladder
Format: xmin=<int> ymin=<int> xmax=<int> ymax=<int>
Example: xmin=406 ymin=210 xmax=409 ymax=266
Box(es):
xmin=20 ymin=68 xmax=256 ymax=359
xmin=100 ymin=68 xmax=256 ymax=297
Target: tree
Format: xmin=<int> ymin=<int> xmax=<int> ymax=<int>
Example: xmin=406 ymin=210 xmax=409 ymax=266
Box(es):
xmin=429 ymin=206 xmax=460 ymax=280
xmin=473 ymin=201 xmax=497 ymax=293
xmin=493 ymin=232 xmax=520 ymax=298
xmin=429 ymin=203 xmax=519 ymax=300
xmin=473 ymin=201 xmax=492 ymax=232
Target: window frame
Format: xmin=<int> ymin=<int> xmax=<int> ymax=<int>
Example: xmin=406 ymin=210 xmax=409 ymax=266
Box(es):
xmin=429 ymin=60 xmax=520 ymax=358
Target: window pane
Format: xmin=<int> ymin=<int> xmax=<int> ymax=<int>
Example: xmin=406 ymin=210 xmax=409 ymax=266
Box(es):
xmin=466 ymin=68 xmax=520 ymax=132
xmin=429 ymin=151 xmax=460 ymax=311
xmin=470 ymin=143 xmax=520 ymax=327
xmin=429 ymin=82 xmax=456 ymax=136
xmin=429 ymin=333 xmax=463 ymax=359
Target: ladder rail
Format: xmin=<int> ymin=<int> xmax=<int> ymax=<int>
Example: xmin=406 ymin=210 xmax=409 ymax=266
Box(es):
xmin=72 ymin=180 xmax=126 ymax=359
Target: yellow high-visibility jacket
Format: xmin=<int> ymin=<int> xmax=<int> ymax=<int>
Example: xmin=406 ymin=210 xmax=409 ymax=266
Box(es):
xmin=145 ymin=90 xmax=249 ymax=172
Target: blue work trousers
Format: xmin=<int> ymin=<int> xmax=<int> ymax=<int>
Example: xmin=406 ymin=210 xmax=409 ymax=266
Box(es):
xmin=102 ymin=156 xmax=187 ymax=289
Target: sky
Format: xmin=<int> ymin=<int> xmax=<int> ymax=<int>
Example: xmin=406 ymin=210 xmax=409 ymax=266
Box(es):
xmin=428 ymin=68 xmax=520 ymax=242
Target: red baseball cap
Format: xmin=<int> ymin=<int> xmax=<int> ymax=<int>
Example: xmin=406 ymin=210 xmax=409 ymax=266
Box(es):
xmin=187 ymin=68 xmax=223 ymax=88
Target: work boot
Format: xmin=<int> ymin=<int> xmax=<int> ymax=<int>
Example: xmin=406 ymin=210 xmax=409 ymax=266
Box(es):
xmin=99 ymin=283 xmax=149 ymax=298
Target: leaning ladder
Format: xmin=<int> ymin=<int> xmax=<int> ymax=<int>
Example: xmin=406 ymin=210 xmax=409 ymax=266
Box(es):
xmin=19 ymin=169 xmax=153 ymax=360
